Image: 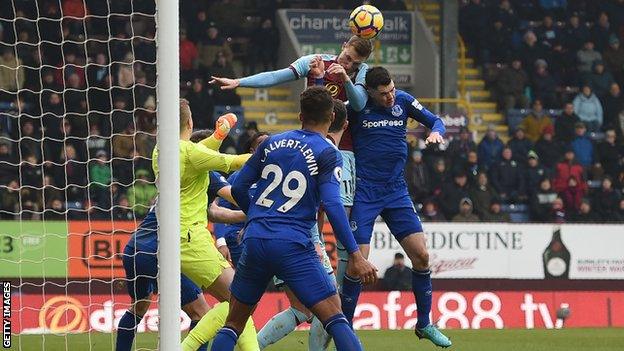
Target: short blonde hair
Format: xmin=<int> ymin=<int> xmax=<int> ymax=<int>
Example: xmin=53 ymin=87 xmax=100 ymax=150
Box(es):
xmin=180 ymin=98 xmax=191 ymax=131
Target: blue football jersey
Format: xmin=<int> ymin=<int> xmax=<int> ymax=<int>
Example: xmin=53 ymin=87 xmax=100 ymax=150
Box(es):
xmin=127 ymin=171 xmax=229 ymax=252
xmin=231 ymin=129 xmax=358 ymax=253
xmin=213 ymin=171 xmax=245 ymax=241
xmin=349 ymin=90 xmax=446 ymax=184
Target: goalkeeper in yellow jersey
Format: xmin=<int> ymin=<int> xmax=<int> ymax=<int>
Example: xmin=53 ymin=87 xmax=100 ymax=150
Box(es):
xmin=153 ymin=99 xmax=259 ymax=351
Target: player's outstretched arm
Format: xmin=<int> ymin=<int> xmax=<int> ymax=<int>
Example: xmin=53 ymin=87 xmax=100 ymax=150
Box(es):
xmin=198 ymin=113 xmax=238 ymax=150
xmin=208 ymin=199 xmax=246 ymax=224
xmin=211 ymin=68 xmax=296 ymax=89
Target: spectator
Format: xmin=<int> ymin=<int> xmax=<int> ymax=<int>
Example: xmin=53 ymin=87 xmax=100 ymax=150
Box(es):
xmin=530 ymin=178 xmax=558 ymax=222
xmin=459 ymin=0 xmax=488 ymax=63
xmin=481 ymin=198 xmax=511 ymax=222
xmin=383 ymin=253 xmax=412 ymax=291
xmin=185 ymin=78 xmax=214 ymax=130
xmin=573 ymin=84 xmax=603 ymax=132
xmin=571 ymin=122 xmax=594 ymax=167
xmin=490 ymin=0 xmax=518 ymax=32
xmin=249 ymin=18 xmax=280 ymax=74
xmin=19 ymin=120 xmax=41 ymax=161
xmin=87 ymin=53 xmax=110 ymax=89
xmin=588 ymin=61 xmax=615 ymax=99
xmin=43 ymin=198 xmax=65 ymax=220
xmin=484 ymin=20 xmax=512 ymax=64
xmin=89 ymin=150 xmax=112 ymax=205
xmin=210 ymin=51 xmax=241 ymax=106
xmin=538 ymin=1 xmax=566 ymax=18
xmin=0 ymin=179 xmax=19 ymax=219
xmin=439 ymin=170 xmax=471 ymax=219
xmin=553 ymin=148 xmax=586 ymax=192
xmin=469 ymin=172 xmax=499 ymax=217
xmin=531 ymin=59 xmax=559 ymax=108
xmin=405 ymin=150 xmax=430 ymax=204
xmin=207 ymin=0 xmax=244 ymax=37
xmin=461 ymin=150 xmax=482 ymax=186
xmin=555 ymin=102 xmax=581 ymax=143
xmin=525 ymin=150 xmax=550 ymax=197
xmin=113 ymin=195 xmax=135 ymax=221
xmin=452 ymin=197 xmax=480 ymax=222
xmin=61 ymin=144 xmax=87 ymax=202
xmin=478 ymin=125 xmax=505 ymax=170
xmin=534 ymin=125 xmax=563 ymax=170
xmin=560 ymin=176 xmax=584 ymax=213
xmin=570 ymin=198 xmax=601 ymax=222
xmin=495 ymin=58 xmax=529 ymax=111
xmin=21 ymin=154 xmax=42 ymax=189
xmin=429 ymin=158 xmax=449 ymax=196
xmin=596 ymin=129 xmax=622 ymax=179
xmin=0 ymin=49 xmax=25 ymax=92
xmin=613 ymin=199 xmax=624 ymax=222
xmin=603 ymin=36 xmax=624 ymax=86
xmin=536 ymin=14 xmax=561 ymax=48
xmin=236 ymin=121 xmax=260 ymax=154
xmin=550 ymin=197 xmax=567 ymax=223
xmin=0 ymin=141 xmax=16 ymax=184
xmin=520 ymin=99 xmax=553 ymax=143
xmin=187 ymin=10 xmax=210 ymax=43
xmin=126 ymin=169 xmax=157 ymax=218
xmin=446 ymin=126 xmax=477 ymax=166
xmin=576 ymin=39 xmax=602 ymax=77
xmin=421 ymin=199 xmax=446 ymax=222
xmin=602 ymin=83 xmax=624 ymax=131
xmin=591 ymin=176 xmax=622 ymax=220
xmin=519 ymin=30 xmax=548 ymax=70
xmin=197 ymin=24 xmax=233 ymax=79
xmin=590 ymin=12 xmax=613 ymax=52
xmin=549 ymin=40 xmax=576 ymax=86
xmin=179 ymin=28 xmax=198 ymax=81
xmin=116 ymin=52 xmax=135 ymax=88
xmin=489 ymin=147 xmax=526 ymax=203
xmin=86 ymin=124 xmax=108 ymax=159
xmin=564 ymin=13 xmax=590 ymax=52
xmin=508 ymin=126 xmax=533 ymax=164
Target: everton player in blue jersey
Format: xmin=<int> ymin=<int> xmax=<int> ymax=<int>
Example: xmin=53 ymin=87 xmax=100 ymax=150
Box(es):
xmin=116 ymin=130 xmax=243 ymax=351
xmin=210 ymin=87 xmax=377 ymax=351
xmin=345 ymin=67 xmax=452 ymax=348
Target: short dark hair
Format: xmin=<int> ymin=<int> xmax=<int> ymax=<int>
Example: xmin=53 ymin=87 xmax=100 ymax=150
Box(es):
xmin=300 ymin=86 xmax=334 ymax=126
xmin=365 ymin=66 xmax=392 ymax=90
xmin=245 ymin=131 xmax=270 ymax=153
xmin=329 ymin=99 xmax=347 ymax=133
xmin=190 ymin=129 xmax=215 ymax=143
xmin=346 ymin=35 xmax=373 ymax=59
xmin=394 ymin=252 xmax=404 ymax=259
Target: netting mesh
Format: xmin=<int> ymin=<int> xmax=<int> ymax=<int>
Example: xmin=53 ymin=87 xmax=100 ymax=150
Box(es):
xmin=0 ymin=0 xmax=160 ymax=349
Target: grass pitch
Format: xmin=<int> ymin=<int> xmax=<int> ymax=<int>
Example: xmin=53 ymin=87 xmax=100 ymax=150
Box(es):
xmin=9 ymin=328 xmax=624 ymax=350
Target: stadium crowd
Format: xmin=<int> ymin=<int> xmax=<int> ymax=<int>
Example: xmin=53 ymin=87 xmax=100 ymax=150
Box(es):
xmin=1 ymin=0 xmax=622 ymax=224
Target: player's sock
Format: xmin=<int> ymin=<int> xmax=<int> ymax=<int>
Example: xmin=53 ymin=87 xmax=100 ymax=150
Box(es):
xmin=335 ymin=242 xmax=348 ymax=288
xmin=257 ymin=306 xmax=308 ymax=349
xmin=182 ymin=302 xmax=229 ymax=351
xmin=210 ymin=327 xmax=238 ymax=351
xmin=412 ymin=269 xmax=433 ymax=329
xmin=189 ymin=320 xmax=208 ymax=351
xmin=236 ymin=317 xmax=259 ymax=351
xmin=323 ymin=313 xmax=362 ymax=351
xmin=340 ymin=275 xmax=362 ymax=325
xmin=115 ymin=310 xmax=142 ymax=351
xmin=309 ymin=316 xmax=332 ymax=351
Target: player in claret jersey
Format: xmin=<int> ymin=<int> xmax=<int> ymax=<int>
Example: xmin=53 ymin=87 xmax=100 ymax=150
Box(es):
xmin=210 ymin=87 xmax=377 ymax=351
xmin=345 ymin=67 xmax=452 ymax=348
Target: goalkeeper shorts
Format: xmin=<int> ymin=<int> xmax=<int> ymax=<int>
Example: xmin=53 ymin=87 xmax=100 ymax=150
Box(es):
xmin=180 ymin=224 xmax=231 ymax=289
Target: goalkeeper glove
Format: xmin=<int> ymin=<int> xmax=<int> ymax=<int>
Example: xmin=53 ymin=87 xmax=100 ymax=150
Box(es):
xmin=214 ymin=113 xmax=238 ymax=141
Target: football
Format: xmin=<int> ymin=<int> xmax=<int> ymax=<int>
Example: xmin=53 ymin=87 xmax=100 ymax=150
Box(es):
xmin=349 ymin=4 xmax=384 ymax=39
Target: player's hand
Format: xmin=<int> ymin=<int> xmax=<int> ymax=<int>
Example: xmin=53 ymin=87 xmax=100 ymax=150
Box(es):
xmin=425 ymin=132 xmax=444 ymax=145
xmin=210 ymin=76 xmax=240 ymax=90
xmin=347 ymin=252 xmax=378 ymax=285
xmin=326 ymin=63 xmax=349 ymax=82
xmin=217 ymin=245 xmax=231 ymax=262
xmin=314 ymin=243 xmax=324 ymax=262
xmin=214 ymin=113 xmax=238 ymax=140
xmin=309 ymin=55 xmax=325 ymax=78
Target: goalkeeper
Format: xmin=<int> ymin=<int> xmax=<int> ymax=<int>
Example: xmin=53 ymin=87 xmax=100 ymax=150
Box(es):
xmin=153 ymin=99 xmax=258 ymax=351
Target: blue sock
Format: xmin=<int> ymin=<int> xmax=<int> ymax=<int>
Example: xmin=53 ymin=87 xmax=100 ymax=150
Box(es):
xmin=257 ymin=307 xmax=308 ymax=349
xmin=323 ymin=313 xmax=362 ymax=351
xmin=115 ymin=311 xmax=142 ymax=351
xmin=412 ymin=269 xmax=433 ymax=329
xmin=340 ymin=275 xmax=362 ymax=325
xmin=189 ymin=320 xmax=208 ymax=351
xmin=210 ymin=327 xmax=238 ymax=351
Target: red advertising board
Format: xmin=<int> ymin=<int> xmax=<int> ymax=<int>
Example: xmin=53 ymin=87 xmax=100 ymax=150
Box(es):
xmin=11 ymin=291 xmax=624 ymax=334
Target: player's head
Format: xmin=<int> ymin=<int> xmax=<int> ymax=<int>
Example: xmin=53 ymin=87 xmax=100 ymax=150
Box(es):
xmin=366 ymin=66 xmax=395 ymax=108
xmin=246 ymin=132 xmax=270 ymax=153
xmin=180 ymin=98 xmax=193 ymax=133
xmin=299 ymin=86 xmax=335 ymax=128
xmin=329 ymin=99 xmax=348 ymax=133
xmin=338 ymin=36 xmax=373 ymax=73
xmin=189 ymin=129 xmax=215 ymax=143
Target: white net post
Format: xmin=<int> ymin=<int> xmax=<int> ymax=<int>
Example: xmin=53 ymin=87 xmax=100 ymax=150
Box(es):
xmin=155 ymin=0 xmax=181 ymax=350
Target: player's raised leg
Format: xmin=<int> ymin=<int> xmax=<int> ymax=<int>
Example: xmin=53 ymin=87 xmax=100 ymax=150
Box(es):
xmin=256 ymin=286 xmax=311 ymax=349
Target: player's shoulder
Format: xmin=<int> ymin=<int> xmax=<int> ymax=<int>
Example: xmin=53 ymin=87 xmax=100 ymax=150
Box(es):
xmin=396 ymin=90 xmax=424 ymax=110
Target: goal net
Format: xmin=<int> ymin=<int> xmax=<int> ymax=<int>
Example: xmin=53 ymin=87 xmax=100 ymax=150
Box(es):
xmin=0 ymin=0 xmax=179 ymax=349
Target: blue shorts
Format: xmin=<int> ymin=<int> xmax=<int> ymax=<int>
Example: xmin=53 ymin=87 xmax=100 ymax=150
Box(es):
xmin=231 ymin=238 xmax=336 ymax=308
xmin=350 ymin=180 xmax=423 ymax=245
xmin=225 ymin=234 xmax=244 ymax=268
xmin=123 ymin=244 xmax=201 ymax=306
